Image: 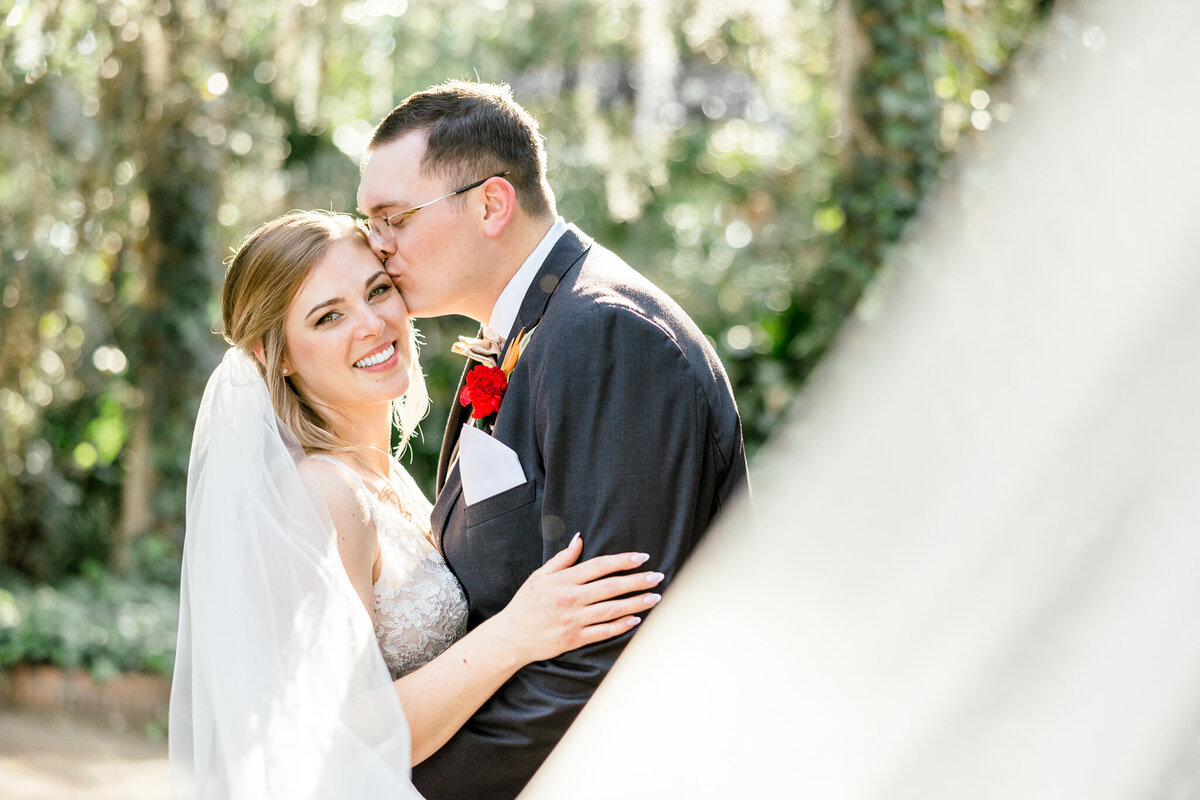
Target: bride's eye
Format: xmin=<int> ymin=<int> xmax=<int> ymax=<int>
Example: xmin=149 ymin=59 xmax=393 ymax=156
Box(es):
xmin=368 ymin=283 xmax=392 ymax=300
xmin=315 ymin=310 xmax=341 ymax=326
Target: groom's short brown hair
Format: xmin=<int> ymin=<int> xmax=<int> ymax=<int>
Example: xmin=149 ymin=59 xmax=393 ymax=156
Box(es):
xmin=368 ymin=80 xmax=554 ymax=218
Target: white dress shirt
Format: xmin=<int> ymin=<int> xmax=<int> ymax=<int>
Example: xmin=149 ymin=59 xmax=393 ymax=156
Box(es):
xmin=487 ymin=217 xmax=567 ymax=341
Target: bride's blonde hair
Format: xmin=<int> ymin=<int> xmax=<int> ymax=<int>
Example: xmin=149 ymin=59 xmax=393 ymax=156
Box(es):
xmin=220 ymin=210 xmax=428 ymax=459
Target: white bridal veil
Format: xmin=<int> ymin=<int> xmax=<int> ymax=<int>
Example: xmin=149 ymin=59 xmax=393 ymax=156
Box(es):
xmin=169 ymin=348 xmax=417 ymax=799
xmin=525 ymin=0 xmax=1200 ymax=797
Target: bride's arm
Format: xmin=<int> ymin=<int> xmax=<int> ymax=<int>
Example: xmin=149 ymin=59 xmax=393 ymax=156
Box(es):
xmin=395 ymin=534 xmax=660 ymax=764
xmin=312 ymin=461 xmax=380 ymax=625
xmin=314 ymin=462 xmax=659 ymax=765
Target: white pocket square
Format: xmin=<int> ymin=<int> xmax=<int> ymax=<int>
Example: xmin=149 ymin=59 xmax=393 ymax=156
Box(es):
xmin=458 ymin=424 xmax=526 ymax=506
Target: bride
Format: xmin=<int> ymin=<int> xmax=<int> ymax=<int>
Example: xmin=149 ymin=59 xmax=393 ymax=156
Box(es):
xmin=169 ymin=210 xmax=662 ymax=798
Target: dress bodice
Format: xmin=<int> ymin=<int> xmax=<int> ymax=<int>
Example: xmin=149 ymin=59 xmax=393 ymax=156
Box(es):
xmin=310 ymin=455 xmax=468 ymax=680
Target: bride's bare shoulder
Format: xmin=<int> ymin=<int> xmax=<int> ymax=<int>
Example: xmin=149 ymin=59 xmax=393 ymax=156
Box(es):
xmin=306 ymin=457 xmax=377 ymax=543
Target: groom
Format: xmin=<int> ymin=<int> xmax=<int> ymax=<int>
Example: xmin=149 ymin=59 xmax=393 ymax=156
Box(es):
xmin=357 ymin=81 xmax=749 ymax=799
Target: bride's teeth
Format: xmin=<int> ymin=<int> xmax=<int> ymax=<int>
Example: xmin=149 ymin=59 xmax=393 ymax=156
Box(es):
xmin=354 ymin=343 xmax=394 ymax=368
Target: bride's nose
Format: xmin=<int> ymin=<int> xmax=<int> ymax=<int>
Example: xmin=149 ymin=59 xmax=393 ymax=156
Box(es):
xmin=356 ymin=307 xmax=387 ymax=338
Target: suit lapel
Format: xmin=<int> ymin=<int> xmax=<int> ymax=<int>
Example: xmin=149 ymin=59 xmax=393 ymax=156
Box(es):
xmin=432 ymin=226 xmax=592 ymax=542
xmin=436 ymin=360 xmax=472 ymax=493
xmin=430 ymin=459 xmax=462 ymax=550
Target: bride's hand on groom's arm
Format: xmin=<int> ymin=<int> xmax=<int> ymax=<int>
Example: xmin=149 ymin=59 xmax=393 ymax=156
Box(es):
xmin=394 ymin=533 xmax=661 ymax=765
xmin=492 ymin=532 xmax=664 ymax=664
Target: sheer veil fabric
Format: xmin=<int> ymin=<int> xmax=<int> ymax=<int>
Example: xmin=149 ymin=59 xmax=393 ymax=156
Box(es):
xmin=169 ymin=348 xmax=418 ymax=799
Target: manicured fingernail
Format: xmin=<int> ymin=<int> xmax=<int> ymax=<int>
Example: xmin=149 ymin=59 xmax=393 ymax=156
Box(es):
xmin=644 ymin=593 xmax=661 ymax=606
xmin=626 ymin=616 xmax=642 ymax=627
xmin=647 ymin=572 xmax=664 ymax=585
xmin=630 ymin=552 xmax=650 ymax=565
xmin=570 ymin=532 xmax=581 ymax=546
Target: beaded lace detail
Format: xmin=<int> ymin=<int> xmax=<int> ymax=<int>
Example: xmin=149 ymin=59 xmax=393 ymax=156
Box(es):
xmin=310 ymin=456 xmax=468 ymax=679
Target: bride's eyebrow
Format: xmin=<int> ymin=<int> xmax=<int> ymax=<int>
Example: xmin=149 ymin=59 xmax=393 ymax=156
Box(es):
xmin=306 ymin=297 xmax=343 ymax=320
xmin=305 ymin=272 xmax=389 ymax=320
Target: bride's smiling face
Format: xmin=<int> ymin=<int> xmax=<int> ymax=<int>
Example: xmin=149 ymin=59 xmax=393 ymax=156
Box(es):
xmin=281 ymin=238 xmax=413 ymax=417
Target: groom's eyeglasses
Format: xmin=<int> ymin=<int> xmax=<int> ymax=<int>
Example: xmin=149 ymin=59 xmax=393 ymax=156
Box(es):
xmin=360 ymin=172 xmax=510 ymax=239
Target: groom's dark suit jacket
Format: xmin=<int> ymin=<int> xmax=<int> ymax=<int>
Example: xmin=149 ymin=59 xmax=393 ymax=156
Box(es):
xmin=414 ymin=226 xmax=749 ymax=799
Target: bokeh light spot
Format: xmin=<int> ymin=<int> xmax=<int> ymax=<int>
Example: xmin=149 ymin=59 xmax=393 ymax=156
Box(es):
xmin=206 ymin=72 xmax=230 ymax=97
xmin=74 ymin=442 xmax=99 ymax=470
xmin=725 ymin=220 xmax=752 ymax=249
xmin=971 ymin=109 xmax=992 ymax=131
xmin=814 ymin=206 xmax=845 ymax=233
xmin=93 ymin=346 xmax=129 ymax=375
xmin=725 ymin=325 xmax=752 ymax=351
xmin=254 ymin=61 xmax=277 ymax=84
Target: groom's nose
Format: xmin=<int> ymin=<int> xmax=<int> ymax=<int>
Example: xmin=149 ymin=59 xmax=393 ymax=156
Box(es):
xmin=383 ymin=256 xmax=403 ymax=285
xmin=367 ymin=227 xmax=396 ymax=265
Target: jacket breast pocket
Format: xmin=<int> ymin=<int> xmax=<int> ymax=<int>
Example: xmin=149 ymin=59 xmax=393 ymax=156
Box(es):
xmin=464 ymin=479 xmax=543 ymax=587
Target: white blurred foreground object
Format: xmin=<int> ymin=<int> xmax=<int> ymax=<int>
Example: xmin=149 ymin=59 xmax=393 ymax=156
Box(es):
xmin=524 ymin=0 xmax=1200 ymax=797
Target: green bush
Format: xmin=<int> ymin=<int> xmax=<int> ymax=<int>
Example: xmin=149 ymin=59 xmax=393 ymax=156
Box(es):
xmin=0 ymin=567 xmax=178 ymax=680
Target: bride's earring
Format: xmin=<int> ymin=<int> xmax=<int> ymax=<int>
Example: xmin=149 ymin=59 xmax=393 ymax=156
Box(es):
xmin=282 ymin=368 xmax=289 ymax=375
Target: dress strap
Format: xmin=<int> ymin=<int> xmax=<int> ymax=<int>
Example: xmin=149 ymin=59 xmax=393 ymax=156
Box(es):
xmin=308 ymin=453 xmax=365 ymax=486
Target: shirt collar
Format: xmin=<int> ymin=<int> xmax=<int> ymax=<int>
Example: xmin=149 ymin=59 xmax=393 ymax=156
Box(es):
xmin=488 ymin=217 xmax=567 ymax=340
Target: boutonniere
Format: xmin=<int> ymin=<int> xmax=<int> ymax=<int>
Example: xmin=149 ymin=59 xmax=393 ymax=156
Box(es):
xmin=451 ymin=325 xmax=505 ymax=367
xmin=458 ymin=324 xmax=538 ymax=423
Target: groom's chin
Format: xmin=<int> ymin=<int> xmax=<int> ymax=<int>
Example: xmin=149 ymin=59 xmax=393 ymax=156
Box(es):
xmin=398 ymin=293 xmax=453 ymax=321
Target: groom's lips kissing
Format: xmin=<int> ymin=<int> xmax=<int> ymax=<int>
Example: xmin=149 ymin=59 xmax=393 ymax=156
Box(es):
xmin=352 ymin=341 xmax=398 ymax=372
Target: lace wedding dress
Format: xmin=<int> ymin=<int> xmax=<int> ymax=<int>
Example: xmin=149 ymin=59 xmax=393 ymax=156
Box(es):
xmin=310 ymin=455 xmax=469 ymax=679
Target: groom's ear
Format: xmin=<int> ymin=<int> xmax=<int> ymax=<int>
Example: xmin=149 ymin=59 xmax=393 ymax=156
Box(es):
xmin=479 ymin=176 xmax=516 ymax=239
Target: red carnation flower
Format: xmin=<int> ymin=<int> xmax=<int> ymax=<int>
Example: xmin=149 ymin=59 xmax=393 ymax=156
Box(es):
xmin=460 ymin=364 xmax=508 ymax=419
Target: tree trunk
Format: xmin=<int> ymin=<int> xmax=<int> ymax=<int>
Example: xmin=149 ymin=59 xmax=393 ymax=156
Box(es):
xmin=110 ymin=8 xmax=222 ymax=571
xmin=113 ymin=403 xmax=152 ymax=573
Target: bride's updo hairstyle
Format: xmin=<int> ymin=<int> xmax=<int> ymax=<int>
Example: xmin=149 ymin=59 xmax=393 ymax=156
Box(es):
xmin=220 ymin=210 xmax=428 ymax=456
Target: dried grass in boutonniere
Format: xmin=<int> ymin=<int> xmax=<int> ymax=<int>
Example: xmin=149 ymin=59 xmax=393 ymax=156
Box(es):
xmin=450 ymin=324 xmax=505 ymax=367
xmin=499 ymin=324 xmax=537 ymax=378
xmin=457 ymin=324 xmax=538 ymax=422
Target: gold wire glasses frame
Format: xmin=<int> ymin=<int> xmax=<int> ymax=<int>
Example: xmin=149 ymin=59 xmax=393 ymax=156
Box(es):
xmin=360 ymin=171 xmax=510 ymax=238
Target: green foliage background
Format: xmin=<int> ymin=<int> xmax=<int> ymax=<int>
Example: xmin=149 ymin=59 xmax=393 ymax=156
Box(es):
xmin=0 ymin=0 xmax=1051 ymax=672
